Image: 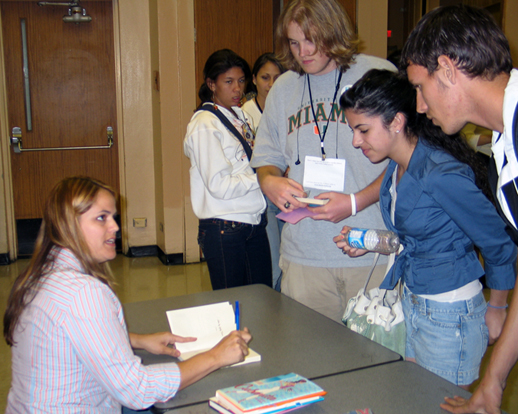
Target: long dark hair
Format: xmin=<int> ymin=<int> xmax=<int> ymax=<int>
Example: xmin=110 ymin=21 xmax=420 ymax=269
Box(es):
xmin=248 ymin=53 xmax=285 ymax=94
xmin=198 ymin=49 xmax=251 ymax=106
xmin=340 ymin=69 xmax=493 ymax=201
xmin=4 ymin=176 xmax=116 ymax=346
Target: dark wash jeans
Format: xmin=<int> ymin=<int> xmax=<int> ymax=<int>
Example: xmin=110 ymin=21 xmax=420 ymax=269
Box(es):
xmin=198 ymin=215 xmax=272 ymax=290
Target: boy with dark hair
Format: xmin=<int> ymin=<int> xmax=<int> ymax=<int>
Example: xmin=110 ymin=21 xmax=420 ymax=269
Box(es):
xmin=401 ymin=5 xmax=518 ymax=413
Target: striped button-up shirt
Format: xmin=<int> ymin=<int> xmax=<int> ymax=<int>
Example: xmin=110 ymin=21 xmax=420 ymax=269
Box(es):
xmin=7 ymin=247 xmax=180 ymax=413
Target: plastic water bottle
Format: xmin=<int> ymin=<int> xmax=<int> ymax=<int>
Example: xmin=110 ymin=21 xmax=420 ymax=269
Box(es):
xmin=347 ymin=228 xmax=400 ymax=254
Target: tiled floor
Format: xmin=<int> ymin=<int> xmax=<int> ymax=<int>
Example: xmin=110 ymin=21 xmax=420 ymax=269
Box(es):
xmin=1 ymin=255 xmax=518 ymax=412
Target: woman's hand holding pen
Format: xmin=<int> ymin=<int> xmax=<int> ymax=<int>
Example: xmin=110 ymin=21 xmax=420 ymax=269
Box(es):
xmin=210 ymin=328 xmax=252 ymax=367
xmin=178 ymin=328 xmax=252 ymax=390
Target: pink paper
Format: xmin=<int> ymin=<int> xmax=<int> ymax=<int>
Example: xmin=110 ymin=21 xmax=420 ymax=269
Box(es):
xmin=276 ymin=207 xmax=319 ymax=224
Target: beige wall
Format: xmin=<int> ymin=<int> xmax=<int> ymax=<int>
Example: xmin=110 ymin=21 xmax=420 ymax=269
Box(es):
xmin=115 ymin=0 xmax=198 ymax=259
xmin=155 ymin=0 xmax=198 ymax=261
xmin=0 ymin=8 xmax=16 ymax=259
xmin=117 ymin=0 xmax=198 ymax=260
xmin=357 ymin=0 xmax=388 ymax=58
xmin=0 ymin=83 xmax=12 ymax=256
xmin=117 ymin=0 xmax=158 ymax=249
xmin=149 ymin=0 xmax=164 ymax=252
xmin=0 ymin=164 xmax=7 ymax=254
xmin=0 ymin=85 xmax=8 ymax=254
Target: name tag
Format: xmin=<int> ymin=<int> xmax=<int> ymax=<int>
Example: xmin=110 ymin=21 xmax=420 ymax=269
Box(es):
xmin=303 ymin=155 xmax=346 ymax=192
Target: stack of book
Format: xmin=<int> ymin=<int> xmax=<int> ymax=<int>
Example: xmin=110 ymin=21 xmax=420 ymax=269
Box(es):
xmin=209 ymin=373 xmax=326 ymax=414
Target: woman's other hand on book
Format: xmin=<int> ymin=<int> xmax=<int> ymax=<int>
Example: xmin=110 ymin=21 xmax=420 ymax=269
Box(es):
xmin=178 ymin=328 xmax=252 ymax=390
xmin=129 ymin=332 xmax=197 ymax=357
xmin=211 ymin=327 xmax=252 ymax=367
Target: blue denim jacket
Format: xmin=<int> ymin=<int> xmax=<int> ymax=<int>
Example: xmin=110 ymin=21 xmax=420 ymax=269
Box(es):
xmin=380 ymin=140 xmax=516 ymax=294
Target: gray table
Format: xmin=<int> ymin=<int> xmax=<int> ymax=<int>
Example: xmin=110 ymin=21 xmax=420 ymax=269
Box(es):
xmin=165 ymin=361 xmax=472 ymax=414
xmin=123 ymin=284 xmax=401 ymax=411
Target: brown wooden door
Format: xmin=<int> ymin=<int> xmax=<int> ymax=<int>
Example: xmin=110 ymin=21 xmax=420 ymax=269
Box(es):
xmin=339 ymin=0 xmax=356 ymax=28
xmin=194 ymin=0 xmax=278 ymax=103
xmin=1 ymin=1 xmax=119 ymax=221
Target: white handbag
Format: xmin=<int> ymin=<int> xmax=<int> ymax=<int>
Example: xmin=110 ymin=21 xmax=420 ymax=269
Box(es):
xmin=342 ymin=252 xmax=405 ymax=357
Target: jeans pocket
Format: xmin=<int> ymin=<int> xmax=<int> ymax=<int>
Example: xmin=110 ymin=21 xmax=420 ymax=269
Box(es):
xmin=427 ymin=310 xmax=461 ymax=329
xmin=221 ymin=221 xmax=245 ymax=234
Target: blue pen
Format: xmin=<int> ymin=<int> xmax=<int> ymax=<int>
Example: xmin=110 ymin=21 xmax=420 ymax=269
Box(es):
xmin=235 ymin=301 xmax=240 ymax=330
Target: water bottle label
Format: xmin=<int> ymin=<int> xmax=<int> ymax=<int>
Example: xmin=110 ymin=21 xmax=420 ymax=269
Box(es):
xmin=348 ymin=228 xmax=368 ymax=249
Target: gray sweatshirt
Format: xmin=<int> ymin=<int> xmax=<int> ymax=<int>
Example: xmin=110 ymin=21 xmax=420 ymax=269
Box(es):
xmin=251 ymin=54 xmax=396 ymax=268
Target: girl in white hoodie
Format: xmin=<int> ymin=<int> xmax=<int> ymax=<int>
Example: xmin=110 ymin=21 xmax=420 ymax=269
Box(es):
xmin=184 ymin=49 xmax=272 ymax=290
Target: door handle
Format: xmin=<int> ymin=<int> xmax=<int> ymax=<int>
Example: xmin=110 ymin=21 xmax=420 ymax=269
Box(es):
xmin=10 ymin=126 xmax=114 ymax=153
xmin=10 ymin=127 xmax=22 ymax=154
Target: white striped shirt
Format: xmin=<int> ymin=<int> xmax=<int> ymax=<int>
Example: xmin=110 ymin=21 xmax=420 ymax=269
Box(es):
xmin=7 ymin=247 xmax=180 ymax=413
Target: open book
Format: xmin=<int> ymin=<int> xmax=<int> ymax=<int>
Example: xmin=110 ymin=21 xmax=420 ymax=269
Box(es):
xmin=166 ymin=301 xmax=261 ymax=366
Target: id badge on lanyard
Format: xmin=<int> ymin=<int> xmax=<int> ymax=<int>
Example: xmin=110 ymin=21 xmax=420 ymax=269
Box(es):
xmin=303 ymin=155 xmax=346 ymax=192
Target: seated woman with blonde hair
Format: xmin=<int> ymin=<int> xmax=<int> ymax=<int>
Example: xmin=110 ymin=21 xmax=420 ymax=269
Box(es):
xmin=3 ymin=176 xmax=251 ymax=413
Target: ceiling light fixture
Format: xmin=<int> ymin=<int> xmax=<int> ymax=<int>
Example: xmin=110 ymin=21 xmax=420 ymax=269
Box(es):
xmin=37 ymin=2 xmax=92 ymax=24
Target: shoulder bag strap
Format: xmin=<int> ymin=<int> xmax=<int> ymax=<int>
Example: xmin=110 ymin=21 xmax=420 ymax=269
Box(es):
xmin=362 ymin=166 xmax=399 ymax=291
xmin=200 ymin=103 xmax=253 ymax=162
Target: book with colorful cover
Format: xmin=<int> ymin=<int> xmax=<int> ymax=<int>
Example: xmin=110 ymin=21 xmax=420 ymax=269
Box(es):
xmin=213 ymin=373 xmax=326 ymax=414
xmin=209 ymin=396 xmax=324 ymax=414
xmin=345 ymin=410 xmax=374 ymax=414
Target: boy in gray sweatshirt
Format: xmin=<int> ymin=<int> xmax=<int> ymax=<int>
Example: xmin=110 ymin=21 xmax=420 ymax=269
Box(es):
xmin=251 ymin=0 xmax=395 ymax=322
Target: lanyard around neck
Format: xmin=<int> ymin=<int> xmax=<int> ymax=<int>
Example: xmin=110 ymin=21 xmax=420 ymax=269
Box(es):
xmin=307 ymin=70 xmax=343 ymax=160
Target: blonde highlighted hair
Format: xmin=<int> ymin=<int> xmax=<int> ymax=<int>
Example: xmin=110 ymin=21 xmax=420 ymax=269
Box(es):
xmin=4 ymin=176 xmax=117 ymax=346
xmin=275 ymin=0 xmax=359 ymax=75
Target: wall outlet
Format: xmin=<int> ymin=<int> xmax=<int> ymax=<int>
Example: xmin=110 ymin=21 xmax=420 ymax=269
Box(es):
xmin=133 ymin=217 xmax=147 ymax=228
